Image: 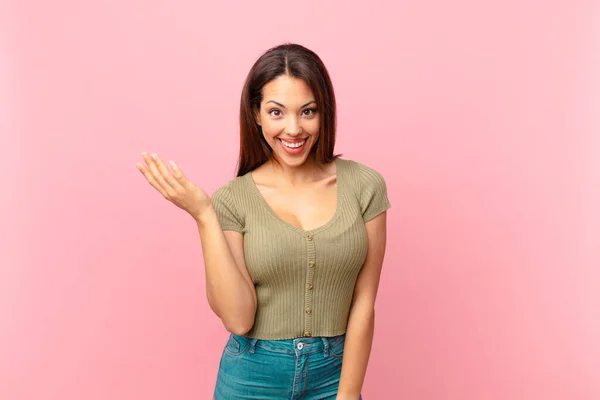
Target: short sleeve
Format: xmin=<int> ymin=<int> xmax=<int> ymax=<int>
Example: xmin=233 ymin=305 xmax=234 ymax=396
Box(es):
xmin=359 ymin=163 xmax=392 ymax=222
xmin=211 ymin=184 xmax=245 ymax=233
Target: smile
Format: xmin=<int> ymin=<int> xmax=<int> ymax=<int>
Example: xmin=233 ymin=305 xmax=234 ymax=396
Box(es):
xmin=279 ymin=139 xmax=306 ymax=148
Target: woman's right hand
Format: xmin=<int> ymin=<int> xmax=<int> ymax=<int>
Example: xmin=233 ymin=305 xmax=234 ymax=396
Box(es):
xmin=136 ymin=152 xmax=213 ymax=222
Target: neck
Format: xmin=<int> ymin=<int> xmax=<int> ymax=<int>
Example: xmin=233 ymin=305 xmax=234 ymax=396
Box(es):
xmin=268 ymin=154 xmax=324 ymax=187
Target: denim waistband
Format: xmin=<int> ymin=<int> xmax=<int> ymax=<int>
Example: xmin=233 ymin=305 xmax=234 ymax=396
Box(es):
xmin=230 ymin=333 xmax=345 ymax=356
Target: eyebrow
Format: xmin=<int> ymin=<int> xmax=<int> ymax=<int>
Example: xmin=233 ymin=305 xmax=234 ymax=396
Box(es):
xmin=265 ymin=100 xmax=316 ymax=109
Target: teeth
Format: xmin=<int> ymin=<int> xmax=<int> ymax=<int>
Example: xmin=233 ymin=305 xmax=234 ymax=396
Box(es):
xmin=281 ymin=139 xmax=305 ymax=149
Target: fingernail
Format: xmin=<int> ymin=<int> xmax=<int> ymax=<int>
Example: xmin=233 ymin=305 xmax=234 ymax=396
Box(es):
xmin=151 ymin=153 xmax=158 ymax=160
xmin=141 ymin=152 xmax=148 ymax=157
xmin=169 ymin=160 xmax=176 ymax=168
xmin=136 ymin=162 xmax=142 ymax=169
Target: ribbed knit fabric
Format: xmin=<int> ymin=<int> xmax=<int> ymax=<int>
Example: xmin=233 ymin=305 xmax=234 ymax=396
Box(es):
xmin=211 ymin=158 xmax=391 ymax=340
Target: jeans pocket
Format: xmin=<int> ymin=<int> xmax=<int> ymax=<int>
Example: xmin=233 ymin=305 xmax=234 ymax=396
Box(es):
xmin=223 ymin=334 xmax=251 ymax=357
xmin=328 ymin=335 xmax=345 ymax=359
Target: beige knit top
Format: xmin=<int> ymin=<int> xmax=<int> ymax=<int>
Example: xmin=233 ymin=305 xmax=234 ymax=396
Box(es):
xmin=211 ymin=158 xmax=391 ymax=340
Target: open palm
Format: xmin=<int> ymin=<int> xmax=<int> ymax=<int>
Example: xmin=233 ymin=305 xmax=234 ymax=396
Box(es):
xmin=136 ymin=152 xmax=212 ymax=221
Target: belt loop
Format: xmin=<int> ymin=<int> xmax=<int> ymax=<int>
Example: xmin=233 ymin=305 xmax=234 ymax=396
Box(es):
xmin=321 ymin=337 xmax=329 ymax=358
xmin=249 ymin=339 xmax=258 ymax=354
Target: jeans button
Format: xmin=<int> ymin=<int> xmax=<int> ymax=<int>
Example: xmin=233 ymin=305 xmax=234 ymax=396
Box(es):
xmin=297 ymin=342 xmax=304 ymax=350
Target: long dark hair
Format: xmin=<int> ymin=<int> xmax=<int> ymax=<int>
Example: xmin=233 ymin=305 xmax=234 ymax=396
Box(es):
xmin=237 ymin=43 xmax=338 ymax=177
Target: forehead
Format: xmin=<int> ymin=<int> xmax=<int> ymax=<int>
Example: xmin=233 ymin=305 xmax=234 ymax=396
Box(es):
xmin=261 ymin=75 xmax=315 ymax=104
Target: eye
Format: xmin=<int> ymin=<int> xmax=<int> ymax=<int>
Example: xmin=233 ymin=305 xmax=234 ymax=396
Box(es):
xmin=268 ymin=109 xmax=282 ymax=117
xmin=302 ymin=108 xmax=317 ymax=117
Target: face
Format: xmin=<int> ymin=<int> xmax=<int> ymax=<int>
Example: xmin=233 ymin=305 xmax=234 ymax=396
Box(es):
xmin=255 ymin=75 xmax=320 ymax=168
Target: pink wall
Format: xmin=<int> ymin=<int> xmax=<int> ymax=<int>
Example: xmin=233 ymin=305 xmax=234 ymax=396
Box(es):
xmin=2 ymin=1 xmax=599 ymax=399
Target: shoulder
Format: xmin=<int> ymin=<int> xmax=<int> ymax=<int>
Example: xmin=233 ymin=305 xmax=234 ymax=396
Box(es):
xmin=211 ymin=174 xmax=252 ymax=219
xmin=212 ymin=174 xmax=249 ymax=200
xmin=338 ymin=158 xmax=388 ymax=190
xmin=339 ymin=158 xmax=391 ymax=221
xmin=211 ymin=175 xmax=250 ymax=232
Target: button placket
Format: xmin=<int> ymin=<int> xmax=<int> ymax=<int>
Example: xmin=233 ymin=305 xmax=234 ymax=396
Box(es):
xmin=304 ymin=233 xmax=316 ymax=337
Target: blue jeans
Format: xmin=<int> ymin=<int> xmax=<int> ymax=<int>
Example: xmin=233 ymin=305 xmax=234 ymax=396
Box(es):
xmin=214 ymin=333 xmax=363 ymax=399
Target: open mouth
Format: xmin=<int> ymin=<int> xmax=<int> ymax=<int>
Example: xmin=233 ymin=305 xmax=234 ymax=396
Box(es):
xmin=279 ymin=139 xmax=306 ymax=148
xmin=279 ymin=138 xmax=307 ymax=154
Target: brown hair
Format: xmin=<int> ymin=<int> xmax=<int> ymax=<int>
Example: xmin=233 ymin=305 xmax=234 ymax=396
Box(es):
xmin=236 ymin=43 xmax=338 ymax=177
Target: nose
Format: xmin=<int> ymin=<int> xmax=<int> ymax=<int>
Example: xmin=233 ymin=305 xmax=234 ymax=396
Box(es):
xmin=285 ymin=116 xmax=302 ymax=136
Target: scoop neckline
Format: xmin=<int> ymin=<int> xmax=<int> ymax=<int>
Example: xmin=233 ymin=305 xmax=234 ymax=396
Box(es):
xmin=245 ymin=158 xmax=343 ymax=235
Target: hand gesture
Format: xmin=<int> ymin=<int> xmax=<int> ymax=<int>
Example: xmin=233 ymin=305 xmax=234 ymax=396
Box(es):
xmin=136 ymin=152 xmax=212 ymax=222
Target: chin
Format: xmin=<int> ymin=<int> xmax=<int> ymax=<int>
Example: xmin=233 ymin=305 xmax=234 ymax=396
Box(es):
xmin=273 ymin=152 xmax=304 ymax=166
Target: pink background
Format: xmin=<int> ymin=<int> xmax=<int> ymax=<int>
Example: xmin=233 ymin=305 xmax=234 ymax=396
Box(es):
xmin=2 ymin=1 xmax=599 ymax=399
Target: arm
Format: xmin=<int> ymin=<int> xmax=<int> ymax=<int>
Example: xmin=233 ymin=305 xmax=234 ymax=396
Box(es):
xmin=337 ymin=211 xmax=388 ymax=399
xmin=136 ymin=152 xmax=256 ymax=335
xmin=196 ymin=208 xmax=257 ymax=335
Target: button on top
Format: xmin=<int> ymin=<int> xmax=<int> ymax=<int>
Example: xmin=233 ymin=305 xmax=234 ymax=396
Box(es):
xmin=306 ymin=283 xmax=313 ymax=290
xmin=308 ymin=260 xmax=315 ymax=267
xmin=304 ymin=331 xmax=312 ymax=337
xmin=305 ymin=307 xmax=312 ymax=314
xmin=307 ymin=235 xmax=313 ymax=241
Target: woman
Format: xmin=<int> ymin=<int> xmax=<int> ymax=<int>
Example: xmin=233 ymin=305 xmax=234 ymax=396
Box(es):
xmin=136 ymin=43 xmax=391 ymax=399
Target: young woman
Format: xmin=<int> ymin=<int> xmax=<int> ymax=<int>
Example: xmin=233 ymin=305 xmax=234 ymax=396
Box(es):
xmin=136 ymin=43 xmax=391 ymax=399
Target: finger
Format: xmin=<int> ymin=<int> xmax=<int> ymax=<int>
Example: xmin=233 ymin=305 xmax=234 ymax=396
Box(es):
xmin=168 ymin=160 xmax=193 ymax=189
xmin=136 ymin=160 xmax=170 ymax=198
xmin=151 ymin=153 xmax=185 ymax=192
xmin=142 ymin=152 xmax=176 ymax=197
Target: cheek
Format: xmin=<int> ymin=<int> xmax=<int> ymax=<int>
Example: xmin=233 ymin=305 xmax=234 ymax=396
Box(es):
xmin=260 ymin=122 xmax=280 ymax=138
xmin=260 ymin=117 xmax=320 ymax=138
xmin=306 ymin=119 xmax=320 ymax=135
